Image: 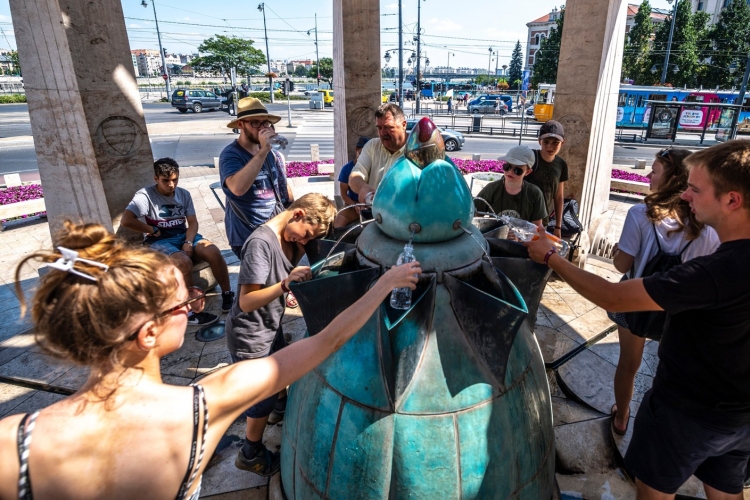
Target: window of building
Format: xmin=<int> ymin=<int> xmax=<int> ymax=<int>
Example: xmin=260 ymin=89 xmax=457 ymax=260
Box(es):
xmin=697 ymin=1 xmax=703 ymax=10
xmin=529 ymin=57 xmax=535 ymax=65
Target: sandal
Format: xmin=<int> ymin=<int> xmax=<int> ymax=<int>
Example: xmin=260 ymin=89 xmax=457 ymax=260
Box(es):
xmin=285 ymin=292 xmax=298 ymax=309
xmin=611 ymin=404 xmax=629 ymax=436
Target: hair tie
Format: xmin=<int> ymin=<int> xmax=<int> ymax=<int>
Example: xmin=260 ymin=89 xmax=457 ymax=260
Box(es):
xmin=48 ymin=247 xmax=109 ymax=282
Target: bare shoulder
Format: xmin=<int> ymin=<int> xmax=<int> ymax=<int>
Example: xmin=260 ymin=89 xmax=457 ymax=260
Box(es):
xmin=0 ymin=413 xmax=25 ymax=499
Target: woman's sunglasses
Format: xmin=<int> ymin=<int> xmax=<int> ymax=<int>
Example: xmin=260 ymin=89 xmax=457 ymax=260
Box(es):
xmin=658 ymin=146 xmax=673 ymax=158
xmin=502 ymin=164 xmax=527 ymax=176
xmin=127 ymin=287 xmax=206 ymax=341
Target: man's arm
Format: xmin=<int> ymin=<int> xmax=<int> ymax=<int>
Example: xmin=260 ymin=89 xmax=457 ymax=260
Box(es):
xmin=223 ymin=128 xmax=275 ymax=196
xmin=121 ymin=209 xmax=159 ymax=237
xmin=525 ymin=229 xmax=662 ymax=313
xmin=553 ymin=182 xmax=565 ymax=238
xmin=183 ymin=214 xmax=200 ymax=257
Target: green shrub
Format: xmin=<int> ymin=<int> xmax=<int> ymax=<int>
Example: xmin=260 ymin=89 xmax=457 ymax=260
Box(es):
xmin=0 ymin=94 xmax=27 ymax=104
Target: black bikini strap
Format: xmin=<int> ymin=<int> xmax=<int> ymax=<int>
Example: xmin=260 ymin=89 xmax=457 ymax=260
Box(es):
xmin=175 ymin=386 xmax=200 ymax=500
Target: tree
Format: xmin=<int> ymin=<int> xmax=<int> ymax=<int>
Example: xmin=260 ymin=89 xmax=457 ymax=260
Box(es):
xmin=648 ymin=0 xmax=707 ymax=87
xmin=623 ymin=0 xmax=654 ymax=84
xmin=294 ymin=64 xmax=308 ymax=77
xmin=508 ymin=41 xmax=524 ymax=90
xmin=702 ymin=0 xmax=750 ymax=89
xmin=308 ymin=57 xmax=333 ymax=88
xmin=169 ymin=64 xmax=183 ymax=76
xmin=9 ymin=50 xmax=20 ymax=76
xmin=531 ymin=7 xmax=565 ymax=87
xmin=190 ymin=35 xmax=266 ymax=81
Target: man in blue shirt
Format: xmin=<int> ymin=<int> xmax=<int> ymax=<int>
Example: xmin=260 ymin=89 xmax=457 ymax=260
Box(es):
xmin=219 ymin=98 xmax=294 ymax=259
xmin=334 ymin=136 xmax=369 ymax=228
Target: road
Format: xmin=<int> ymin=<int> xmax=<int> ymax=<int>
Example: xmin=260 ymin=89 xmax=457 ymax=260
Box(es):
xmin=0 ymin=102 xmax=671 ymax=178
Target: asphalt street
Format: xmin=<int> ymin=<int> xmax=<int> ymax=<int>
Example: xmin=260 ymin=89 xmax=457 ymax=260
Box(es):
xmin=0 ymin=101 xmax=686 ymax=178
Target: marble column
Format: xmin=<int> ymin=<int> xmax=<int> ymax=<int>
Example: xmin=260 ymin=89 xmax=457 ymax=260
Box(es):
xmin=9 ymin=0 xmax=154 ymax=235
xmin=332 ymin=0 xmax=382 ymax=199
xmin=553 ymin=0 xmax=628 ymax=229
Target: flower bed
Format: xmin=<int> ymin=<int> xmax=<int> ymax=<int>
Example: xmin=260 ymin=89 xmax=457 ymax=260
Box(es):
xmin=611 ymin=169 xmax=649 ymax=183
xmin=0 ymin=184 xmax=46 ymax=222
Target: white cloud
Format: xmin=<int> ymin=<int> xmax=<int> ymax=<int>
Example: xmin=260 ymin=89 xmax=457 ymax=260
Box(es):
xmin=0 ymin=14 xmax=11 ymax=22
xmin=426 ymin=18 xmax=462 ymax=32
xmin=385 ymin=3 xmax=398 ymax=10
xmin=128 ymin=23 xmax=142 ymax=28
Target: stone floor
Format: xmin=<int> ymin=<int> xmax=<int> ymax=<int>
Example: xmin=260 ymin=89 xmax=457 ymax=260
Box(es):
xmin=0 ymin=171 xmax=745 ymax=499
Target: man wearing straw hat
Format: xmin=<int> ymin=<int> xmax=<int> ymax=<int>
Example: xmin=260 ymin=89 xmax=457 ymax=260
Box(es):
xmin=219 ymin=97 xmax=294 ymax=260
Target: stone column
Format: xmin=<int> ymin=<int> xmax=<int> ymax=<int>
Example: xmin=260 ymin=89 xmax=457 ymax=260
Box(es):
xmin=332 ymin=0 xmax=382 ymax=199
xmin=553 ymin=0 xmax=628 ymax=229
xmin=10 ymin=0 xmax=154 ymax=235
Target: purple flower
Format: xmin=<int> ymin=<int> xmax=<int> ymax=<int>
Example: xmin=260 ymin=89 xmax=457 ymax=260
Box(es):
xmin=611 ymin=169 xmax=649 ymax=183
xmin=0 ymin=184 xmax=44 ymax=206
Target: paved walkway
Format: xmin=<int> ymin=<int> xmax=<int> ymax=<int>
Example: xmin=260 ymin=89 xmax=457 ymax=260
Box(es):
xmin=0 ymin=160 xmax=741 ymax=498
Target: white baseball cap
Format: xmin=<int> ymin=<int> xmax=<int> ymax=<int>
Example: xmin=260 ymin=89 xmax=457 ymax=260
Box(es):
xmin=498 ymin=146 xmax=535 ymax=168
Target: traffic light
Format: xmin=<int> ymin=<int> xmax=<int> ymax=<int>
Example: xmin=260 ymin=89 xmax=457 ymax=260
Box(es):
xmin=289 ymin=80 xmax=295 ymax=91
xmin=163 ymin=48 xmax=167 ymax=58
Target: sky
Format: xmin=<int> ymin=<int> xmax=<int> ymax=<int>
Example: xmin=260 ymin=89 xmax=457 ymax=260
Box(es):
xmin=0 ymin=0 xmax=676 ymax=72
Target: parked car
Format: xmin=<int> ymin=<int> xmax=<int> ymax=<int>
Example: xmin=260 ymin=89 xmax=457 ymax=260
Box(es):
xmin=388 ymin=90 xmax=415 ymax=102
xmin=171 ymin=89 xmax=221 ymax=113
xmin=405 ymin=119 xmax=464 ymax=152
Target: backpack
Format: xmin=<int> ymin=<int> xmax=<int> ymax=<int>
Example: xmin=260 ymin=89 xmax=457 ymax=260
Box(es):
xmin=623 ymin=224 xmax=692 ymax=341
xmin=546 ymin=198 xmax=582 ymax=238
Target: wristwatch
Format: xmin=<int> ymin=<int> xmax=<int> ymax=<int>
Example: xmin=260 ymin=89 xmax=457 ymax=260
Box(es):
xmin=184 ymin=241 xmax=193 ymax=246
xmin=151 ymin=226 xmax=159 ymax=234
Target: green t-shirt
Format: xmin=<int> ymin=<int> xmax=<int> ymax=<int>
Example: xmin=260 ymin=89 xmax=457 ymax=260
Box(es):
xmin=475 ymin=179 xmax=547 ymax=223
xmin=525 ymin=150 xmax=569 ymax=225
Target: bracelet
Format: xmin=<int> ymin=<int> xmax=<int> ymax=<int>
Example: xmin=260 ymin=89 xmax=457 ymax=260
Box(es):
xmin=543 ymin=248 xmax=557 ymax=266
xmin=280 ymin=280 xmax=290 ymax=293
xmin=555 ymin=225 xmax=562 ymax=229
xmin=183 ymin=241 xmax=193 ymax=246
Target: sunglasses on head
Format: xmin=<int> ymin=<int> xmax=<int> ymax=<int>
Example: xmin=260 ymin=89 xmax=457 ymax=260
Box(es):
xmin=127 ymin=286 xmax=206 ymax=341
xmin=658 ymin=146 xmax=673 ymax=158
xmin=502 ymin=164 xmax=527 ymax=176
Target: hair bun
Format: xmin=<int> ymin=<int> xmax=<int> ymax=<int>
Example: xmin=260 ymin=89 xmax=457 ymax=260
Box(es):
xmin=54 ymin=221 xmax=120 ymax=261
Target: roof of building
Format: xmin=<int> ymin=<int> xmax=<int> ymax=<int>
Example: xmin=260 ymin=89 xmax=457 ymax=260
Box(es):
xmin=529 ymin=3 xmax=669 ymax=25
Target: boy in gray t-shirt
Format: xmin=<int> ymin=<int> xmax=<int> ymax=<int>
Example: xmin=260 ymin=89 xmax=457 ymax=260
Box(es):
xmin=226 ymin=193 xmax=336 ymax=477
xmin=121 ymin=158 xmax=234 ymax=324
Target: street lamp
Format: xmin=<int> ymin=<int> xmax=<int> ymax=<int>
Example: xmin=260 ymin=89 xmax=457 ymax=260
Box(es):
xmin=306 ymin=14 xmax=320 ymax=89
xmin=141 ymin=0 xmax=171 ymax=99
xmin=385 ymin=52 xmax=392 ymax=64
xmin=487 ymin=47 xmax=493 ymax=88
xmin=502 ymin=64 xmax=508 ymax=77
xmin=661 ymin=0 xmax=678 ymax=85
xmin=415 ymin=0 xmax=425 ymax=113
xmin=257 ymin=3 xmax=273 ymax=103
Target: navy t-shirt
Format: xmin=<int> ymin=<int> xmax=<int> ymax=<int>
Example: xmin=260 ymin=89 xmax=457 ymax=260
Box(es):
xmin=643 ymin=239 xmax=750 ymax=427
xmin=337 ymin=160 xmax=358 ymax=202
xmin=219 ymin=141 xmax=289 ymax=247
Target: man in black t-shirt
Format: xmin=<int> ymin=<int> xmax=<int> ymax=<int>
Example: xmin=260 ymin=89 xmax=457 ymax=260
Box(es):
xmin=526 ymin=120 xmax=569 ymax=233
xmin=525 ymin=140 xmax=750 ymax=498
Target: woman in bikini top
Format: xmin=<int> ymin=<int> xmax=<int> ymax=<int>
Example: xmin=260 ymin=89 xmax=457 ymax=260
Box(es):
xmin=0 ymin=221 xmax=421 ymax=500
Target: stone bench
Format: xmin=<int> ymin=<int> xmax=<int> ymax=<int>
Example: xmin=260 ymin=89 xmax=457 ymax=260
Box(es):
xmin=610 ymin=179 xmax=651 ymax=196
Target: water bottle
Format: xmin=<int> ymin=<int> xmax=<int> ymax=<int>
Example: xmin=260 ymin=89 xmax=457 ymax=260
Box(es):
xmin=390 ymin=243 xmax=416 ymax=310
xmin=364 ymin=191 xmax=375 ymax=206
xmin=500 ymin=215 xmax=564 ymax=250
xmin=270 ymin=135 xmax=288 ymax=151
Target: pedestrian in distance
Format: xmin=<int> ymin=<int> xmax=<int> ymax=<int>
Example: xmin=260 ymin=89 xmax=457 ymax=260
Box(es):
xmin=447 ymin=96 xmax=453 ymax=114
xmin=607 ymin=147 xmax=719 ymax=437
xmin=524 ymin=140 xmax=750 ymax=499
xmin=0 ymin=220 xmax=421 ymax=499
xmin=121 ymin=157 xmax=234 ymax=325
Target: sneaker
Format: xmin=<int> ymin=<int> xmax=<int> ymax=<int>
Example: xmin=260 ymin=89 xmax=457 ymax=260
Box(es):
xmin=267 ymin=396 xmax=287 ymax=425
xmin=235 ymin=445 xmax=281 ymax=476
xmin=187 ymin=311 xmax=219 ymax=326
xmin=221 ymin=290 xmax=235 ymax=313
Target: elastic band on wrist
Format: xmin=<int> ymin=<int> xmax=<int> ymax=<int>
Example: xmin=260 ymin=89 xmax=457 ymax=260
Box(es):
xmin=280 ymin=280 xmax=290 ymax=293
xmin=543 ymin=248 xmax=557 ymax=266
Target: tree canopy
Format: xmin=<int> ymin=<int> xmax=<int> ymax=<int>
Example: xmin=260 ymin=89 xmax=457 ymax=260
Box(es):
xmin=190 ymin=35 xmax=266 ymax=80
xmin=508 ymin=41 xmax=524 ymax=90
xmin=294 ymin=65 xmax=308 ymax=77
xmin=531 ymin=8 xmax=564 ymax=87
xmin=623 ymin=0 xmax=654 ymax=84
xmin=702 ymin=0 xmax=750 ymax=89
xmin=308 ymin=57 xmax=333 ymax=88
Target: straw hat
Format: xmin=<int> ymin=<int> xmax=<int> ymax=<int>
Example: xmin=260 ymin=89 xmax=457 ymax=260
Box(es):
xmin=226 ymin=97 xmax=282 ymax=129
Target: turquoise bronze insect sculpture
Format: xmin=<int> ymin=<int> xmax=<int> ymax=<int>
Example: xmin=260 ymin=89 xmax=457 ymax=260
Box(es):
xmin=283 ymin=117 xmax=558 ymax=499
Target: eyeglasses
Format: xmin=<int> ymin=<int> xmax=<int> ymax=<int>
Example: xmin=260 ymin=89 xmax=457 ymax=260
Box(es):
xmin=127 ymin=287 xmax=206 ymax=341
xmin=658 ymin=146 xmax=673 ymax=158
xmin=246 ymin=120 xmax=274 ymax=129
xmin=502 ymin=164 xmax=527 ymax=176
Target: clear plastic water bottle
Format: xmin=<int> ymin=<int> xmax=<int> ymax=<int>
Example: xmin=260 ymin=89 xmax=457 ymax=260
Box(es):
xmin=499 ymin=215 xmax=563 ymax=250
xmin=270 ymin=135 xmax=288 ymax=151
xmin=390 ymin=243 xmax=416 ymax=310
xmin=364 ymin=191 xmax=375 ymax=206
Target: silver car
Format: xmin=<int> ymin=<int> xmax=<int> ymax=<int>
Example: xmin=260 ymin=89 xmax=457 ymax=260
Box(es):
xmin=405 ymin=120 xmax=465 ymax=152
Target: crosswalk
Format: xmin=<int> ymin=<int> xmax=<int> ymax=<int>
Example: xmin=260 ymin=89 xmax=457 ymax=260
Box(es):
xmin=285 ymin=113 xmax=335 ymax=161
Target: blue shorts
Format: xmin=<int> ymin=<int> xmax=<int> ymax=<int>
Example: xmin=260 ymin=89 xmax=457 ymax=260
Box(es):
xmin=229 ymin=329 xmax=288 ymax=419
xmin=625 ymin=389 xmax=750 ymax=494
xmin=148 ymin=233 xmax=204 ymax=256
